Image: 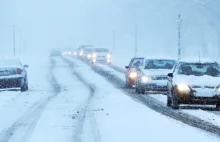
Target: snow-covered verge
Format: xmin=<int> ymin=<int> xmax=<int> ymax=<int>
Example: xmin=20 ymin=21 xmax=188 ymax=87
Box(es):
xmin=64 ymin=56 xmax=220 ymax=142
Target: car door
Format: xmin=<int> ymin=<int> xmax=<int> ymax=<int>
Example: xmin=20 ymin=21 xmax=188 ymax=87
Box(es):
xmin=167 ymin=64 xmax=178 ymax=96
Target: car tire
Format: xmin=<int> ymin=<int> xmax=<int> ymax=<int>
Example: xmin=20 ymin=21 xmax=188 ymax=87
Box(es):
xmin=21 ymin=83 xmax=28 ymax=92
xmin=136 ymin=88 xmax=145 ymax=94
xmin=216 ymin=102 xmax=220 ymax=109
xmin=167 ymin=96 xmax=172 ymax=106
xmin=171 ymin=91 xmax=179 ymax=109
xmin=125 ymin=81 xmax=131 ymax=88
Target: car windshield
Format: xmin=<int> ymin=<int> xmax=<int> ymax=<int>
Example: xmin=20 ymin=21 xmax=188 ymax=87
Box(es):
xmin=0 ymin=59 xmax=20 ymax=66
xmin=144 ymin=59 xmax=175 ymax=69
xmin=130 ymin=59 xmax=143 ymax=68
xmin=178 ymin=63 xmax=220 ymax=77
xmin=94 ymin=48 xmax=109 ymax=52
xmin=85 ymin=49 xmax=93 ymax=53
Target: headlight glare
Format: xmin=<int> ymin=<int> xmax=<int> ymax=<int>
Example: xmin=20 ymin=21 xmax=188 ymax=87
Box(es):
xmin=141 ymin=76 xmax=148 ymax=83
xmin=129 ymin=72 xmax=137 ymax=78
xmin=92 ymin=54 xmax=97 ymax=58
xmin=87 ymin=54 xmax=91 ymax=58
xmin=106 ymin=54 xmax=111 ymax=59
xmin=177 ymin=84 xmax=190 ymax=92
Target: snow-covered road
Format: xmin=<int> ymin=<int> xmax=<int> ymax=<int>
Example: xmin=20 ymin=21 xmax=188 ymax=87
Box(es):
xmin=0 ymin=55 xmax=220 ymax=142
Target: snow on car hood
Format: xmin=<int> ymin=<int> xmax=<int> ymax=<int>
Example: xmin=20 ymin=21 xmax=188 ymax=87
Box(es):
xmin=93 ymin=52 xmax=109 ymax=56
xmin=173 ymin=75 xmax=220 ymax=87
xmin=142 ymin=69 xmax=172 ymax=77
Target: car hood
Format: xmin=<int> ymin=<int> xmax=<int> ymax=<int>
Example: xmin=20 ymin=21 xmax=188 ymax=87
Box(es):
xmin=93 ymin=52 xmax=108 ymax=56
xmin=173 ymin=75 xmax=220 ymax=87
xmin=142 ymin=69 xmax=172 ymax=77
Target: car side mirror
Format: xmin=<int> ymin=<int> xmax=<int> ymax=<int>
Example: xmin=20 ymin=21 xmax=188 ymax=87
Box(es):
xmin=168 ymin=73 xmax=173 ymax=78
xmin=125 ymin=66 xmax=129 ymax=69
xmin=24 ymin=65 xmax=29 ymax=68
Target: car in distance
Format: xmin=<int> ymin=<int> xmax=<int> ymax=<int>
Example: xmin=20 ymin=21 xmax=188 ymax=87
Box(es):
xmin=0 ymin=57 xmax=29 ymax=91
xmin=125 ymin=57 xmax=144 ymax=88
xmin=91 ymin=48 xmax=111 ymax=64
xmin=136 ymin=58 xmax=176 ymax=94
xmin=167 ymin=59 xmax=220 ymax=109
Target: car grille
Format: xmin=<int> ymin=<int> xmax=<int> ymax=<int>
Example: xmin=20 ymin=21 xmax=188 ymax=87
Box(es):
xmin=152 ymin=76 xmax=168 ymax=80
xmin=192 ymin=85 xmax=215 ymax=89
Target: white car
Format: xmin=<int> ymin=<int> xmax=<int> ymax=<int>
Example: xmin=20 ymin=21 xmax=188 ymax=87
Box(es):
xmin=167 ymin=59 xmax=220 ymax=109
xmin=0 ymin=57 xmax=29 ymax=91
xmin=136 ymin=58 xmax=176 ymax=94
xmin=91 ymin=48 xmax=111 ymax=64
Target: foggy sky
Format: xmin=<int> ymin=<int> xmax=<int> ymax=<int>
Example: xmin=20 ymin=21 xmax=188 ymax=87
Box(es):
xmin=1 ymin=0 xmax=220 ymax=58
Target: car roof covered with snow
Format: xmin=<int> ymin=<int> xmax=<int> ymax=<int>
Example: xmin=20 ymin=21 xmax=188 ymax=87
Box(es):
xmin=144 ymin=56 xmax=177 ymax=61
xmin=0 ymin=57 xmax=21 ymax=67
xmin=179 ymin=58 xmax=216 ymax=64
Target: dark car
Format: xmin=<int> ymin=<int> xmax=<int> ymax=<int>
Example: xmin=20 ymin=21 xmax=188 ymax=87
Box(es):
xmin=125 ymin=57 xmax=144 ymax=88
xmin=0 ymin=57 xmax=29 ymax=91
xmin=167 ymin=60 xmax=220 ymax=109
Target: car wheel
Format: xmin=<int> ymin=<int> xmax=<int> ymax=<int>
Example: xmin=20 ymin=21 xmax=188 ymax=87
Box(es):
xmin=21 ymin=83 xmax=28 ymax=92
xmin=171 ymin=92 xmax=179 ymax=109
xmin=125 ymin=81 xmax=131 ymax=88
xmin=136 ymin=88 xmax=145 ymax=94
xmin=167 ymin=96 xmax=172 ymax=107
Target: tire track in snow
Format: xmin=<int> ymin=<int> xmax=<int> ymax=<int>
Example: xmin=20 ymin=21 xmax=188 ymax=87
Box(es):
xmin=0 ymin=57 xmax=61 ymax=142
xmin=62 ymin=58 xmax=101 ymax=142
xmin=64 ymin=57 xmax=220 ymax=137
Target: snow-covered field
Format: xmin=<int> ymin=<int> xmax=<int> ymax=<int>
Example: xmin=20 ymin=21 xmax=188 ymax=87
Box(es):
xmin=0 ymin=54 xmax=220 ymax=142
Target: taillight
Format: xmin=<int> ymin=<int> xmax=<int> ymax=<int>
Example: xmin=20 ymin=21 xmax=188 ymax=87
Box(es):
xmin=17 ymin=68 xmax=22 ymax=74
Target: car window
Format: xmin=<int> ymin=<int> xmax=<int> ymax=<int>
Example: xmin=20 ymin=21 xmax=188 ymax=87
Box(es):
xmin=130 ymin=59 xmax=143 ymax=68
xmin=94 ymin=48 xmax=109 ymax=52
xmin=144 ymin=60 xmax=176 ymax=69
xmin=178 ymin=63 xmax=220 ymax=77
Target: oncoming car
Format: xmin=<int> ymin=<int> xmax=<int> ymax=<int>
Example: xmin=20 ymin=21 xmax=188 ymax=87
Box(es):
xmin=0 ymin=57 xmax=29 ymax=91
xmin=91 ymin=48 xmax=111 ymax=64
xmin=136 ymin=58 xmax=176 ymax=94
xmin=125 ymin=57 xmax=144 ymax=88
xmin=167 ymin=60 xmax=220 ymax=109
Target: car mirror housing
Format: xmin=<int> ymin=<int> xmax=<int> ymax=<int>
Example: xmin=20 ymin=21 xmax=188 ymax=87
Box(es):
xmin=168 ymin=73 xmax=173 ymax=78
xmin=24 ymin=65 xmax=29 ymax=68
xmin=125 ymin=66 xmax=129 ymax=69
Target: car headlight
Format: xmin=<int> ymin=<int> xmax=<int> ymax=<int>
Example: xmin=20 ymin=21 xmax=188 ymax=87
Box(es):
xmin=129 ymin=72 xmax=137 ymax=78
xmin=92 ymin=54 xmax=97 ymax=58
xmin=177 ymin=84 xmax=190 ymax=92
xmin=87 ymin=54 xmax=91 ymax=58
xmin=106 ymin=54 xmax=111 ymax=59
xmin=79 ymin=51 xmax=83 ymax=56
xmin=141 ymin=76 xmax=149 ymax=83
xmin=106 ymin=58 xmax=111 ymax=63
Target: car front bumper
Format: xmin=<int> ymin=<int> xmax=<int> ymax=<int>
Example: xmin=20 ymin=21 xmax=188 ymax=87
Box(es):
xmin=176 ymin=89 xmax=220 ymax=105
xmin=138 ymin=80 xmax=168 ymax=92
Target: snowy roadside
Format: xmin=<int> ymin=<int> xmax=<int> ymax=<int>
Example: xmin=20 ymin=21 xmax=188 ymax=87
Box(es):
xmin=0 ymin=55 xmax=53 ymax=139
xmin=63 ymin=56 xmax=220 ymax=142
